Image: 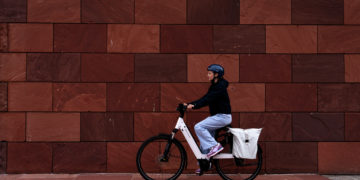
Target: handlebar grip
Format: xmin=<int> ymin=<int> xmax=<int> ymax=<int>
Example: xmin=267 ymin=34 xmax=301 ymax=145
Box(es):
xmin=176 ymin=103 xmax=188 ymax=111
xmin=176 ymin=104 xmax=187 ymax=118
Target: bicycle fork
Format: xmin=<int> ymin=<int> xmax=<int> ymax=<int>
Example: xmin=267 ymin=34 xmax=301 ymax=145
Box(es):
xmin=160 ymin=129 xmax=178 ymax=162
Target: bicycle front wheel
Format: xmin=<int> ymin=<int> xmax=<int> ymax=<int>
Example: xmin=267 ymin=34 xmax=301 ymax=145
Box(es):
xmin=136 ymin=134 xmax=187 ymax=180
xmin=214 ymin=144 xmax=263 ymax=180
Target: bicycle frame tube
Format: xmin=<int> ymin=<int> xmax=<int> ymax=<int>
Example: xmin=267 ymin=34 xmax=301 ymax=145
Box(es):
xmin=174 ymin=117 xmax=234 ymax=160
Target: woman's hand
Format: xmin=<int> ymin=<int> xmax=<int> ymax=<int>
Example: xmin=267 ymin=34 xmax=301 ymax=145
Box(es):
xmin=183 ymin=103 xmax=194 ymax=109
xmin=187 ymin=104 xmax=194 ymax=109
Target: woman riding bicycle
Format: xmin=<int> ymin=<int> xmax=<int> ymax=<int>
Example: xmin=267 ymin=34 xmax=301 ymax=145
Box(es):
xmin=184 ymin=64 xmax=232 ymax=174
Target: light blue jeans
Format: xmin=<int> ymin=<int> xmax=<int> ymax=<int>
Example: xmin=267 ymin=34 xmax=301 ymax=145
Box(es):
xmin=194 ymin=114 xmax=232 ymax=154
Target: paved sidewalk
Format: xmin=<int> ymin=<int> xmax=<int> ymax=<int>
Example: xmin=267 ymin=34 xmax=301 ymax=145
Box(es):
xmin=0 ymin=173 xmax=341 ymax=180
xmin=325 ymin=175 xmax=360 ymax=180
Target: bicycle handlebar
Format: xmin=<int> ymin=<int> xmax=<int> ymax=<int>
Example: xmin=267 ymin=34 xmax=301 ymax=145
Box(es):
xmin=176 ymin=104 xmax=187 ymax=118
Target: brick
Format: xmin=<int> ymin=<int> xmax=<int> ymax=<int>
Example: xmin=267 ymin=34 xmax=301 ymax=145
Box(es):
xmin=28 ymin=0 xmax=80 ymax=23
xmin=53 ymin=142 xmax=106 ymax=173
xmin=0 ymin=0 xmax=26 ymax=22
xmin=266 ymin=84 xmax=317 ymax=112
xmin=319 ymin=142 xmax=360 ymax=174
xmin=0 ymin=83 xmax=6 ymax=111
xmin=81 ymin=112 xmax=133 ymax=141
xmin=318 ymin=84 xmax=360 ymax=112
xmin=54 ymin=24 xmax=106 ymax=53
xmin=293 ymin=113 xmax=344 ymax=141
xmin=292 ymin=54 xmax=344 ymax=82
xmin=214 ymin=25 xmax=265 ymax=53
xmin=345 ymin=55 xmax=360 ymax=82
xmin=345 ymin=0 xmax=360 ymax=24
xmin=161 ymin=83 xmax=208 ymax=112
xmin=240 ymin=0 xmax=291 ymax=24
xmin=240 ymin=113 xmax=291 ymax=141
xmin=187 ymin=0 xmax=239 ymax=24
xmin=266 ymin=142 xmax=317 ymax=173
xmin=135 ymin=0 xmax=186 ymax=24
xmin=292 ymin=0 xmax=344 ymax=24
xmin=0 ymin=24 xmax=7 ymax=52
xmin=53 ymin=83 xmax=106 ymax=112
xmin=0 ymin=53 xmax=26 ymax=81
xmin=9 ymin=24 xmax=53 ymax=52
xmin=81 ymin=54 xmax=134 ymax=82
xmin=345 ymin=113 xmax=360 ymax=141
xmin=107 ymin=142 xmax=141 ymax=172
xmin=82 ymin=0 xmax=133 ymax=23
xmin=188 ymin=54 xmax=239 ymax=82
xmin=107 ymin=83 xmax=160 ymax=112
xmin=27 ymin=53 xmax=80 ymax=82
xmin=7 ymin=143 xmax=52 ymax=173
xmin=8 ymin=83 xmax=52 ymax=111
xmin=135 ymin=54 xmax=186 ymax=82
xmin=27 ymin=113 xmax=80 ymax=142
xmin=108 ymin=25 xmax=159 ymax=53
xmin=0 ymin=113 xmax=25 ymax=141
xmin=319 ymin=26 xmax=360 ymax=53
xmin=161 ymin=25 xmax=213 ymax=53
xmin=229 ymin=83 xmax=265 ymax=112
xmin=266 ymin=26 xmax=317 ymax=53
xmin=239 ymin=54 xmax=291 ymax=82
xmin=0 ymin=142 xmax=6 ymax=173
xmin=134 ymin=113 xmax=179 ymax=141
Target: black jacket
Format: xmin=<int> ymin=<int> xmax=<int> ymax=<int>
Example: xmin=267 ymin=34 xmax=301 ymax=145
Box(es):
xmin=190 ymin=78 xmax=231 ymax=116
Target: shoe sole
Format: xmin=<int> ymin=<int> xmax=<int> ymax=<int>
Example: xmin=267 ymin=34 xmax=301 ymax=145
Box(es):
xmin=206 ymin=146 xmax=224 ymax=158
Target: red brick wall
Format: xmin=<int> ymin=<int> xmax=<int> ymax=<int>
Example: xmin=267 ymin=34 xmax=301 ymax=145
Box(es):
xmin=0 ymin=0 xmax=360 ymax=174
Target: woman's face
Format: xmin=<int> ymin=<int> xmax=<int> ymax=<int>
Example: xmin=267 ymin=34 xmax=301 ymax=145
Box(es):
xmin=207 ymin=71 xmax=218 ymax=81
xmin=208 ymin=71 xmax=214 ymax=81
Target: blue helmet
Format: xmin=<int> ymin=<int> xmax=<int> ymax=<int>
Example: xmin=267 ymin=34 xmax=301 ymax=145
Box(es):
xmin=207 ymin=64 xmax=224 ymax=78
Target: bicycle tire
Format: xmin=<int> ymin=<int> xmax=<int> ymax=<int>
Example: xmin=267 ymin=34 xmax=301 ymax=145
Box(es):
xmin=214 ymin=144 xmax=263 ymax=180
xmin=136 ymin=134 xmax=187 ymax=180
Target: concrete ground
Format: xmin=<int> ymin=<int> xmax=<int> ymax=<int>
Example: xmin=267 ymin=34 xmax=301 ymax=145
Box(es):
xmin=325 ymin=175 xmax=360 ymax=180
xmin=0 ymin=173 xmax=358 ymax=180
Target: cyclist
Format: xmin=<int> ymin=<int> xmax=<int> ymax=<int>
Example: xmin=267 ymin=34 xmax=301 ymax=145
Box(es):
xmin=184 ymin=64 xmax=232 ymax=174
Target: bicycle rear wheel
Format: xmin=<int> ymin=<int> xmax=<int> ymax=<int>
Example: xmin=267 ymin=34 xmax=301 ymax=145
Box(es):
xmin=136 ymin=134 xmax=187 ymax=180
xmin=214 ymin=145 xmax=263 ymax=180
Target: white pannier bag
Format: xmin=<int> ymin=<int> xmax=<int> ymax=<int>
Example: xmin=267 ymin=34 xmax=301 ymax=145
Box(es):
xmin=228 ymin=128 xmax=262 ymax=159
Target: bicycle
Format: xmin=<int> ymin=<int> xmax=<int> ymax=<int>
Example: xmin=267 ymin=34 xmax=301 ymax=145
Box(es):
xmin=136 ymin=104 xmax=263 ymax=180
